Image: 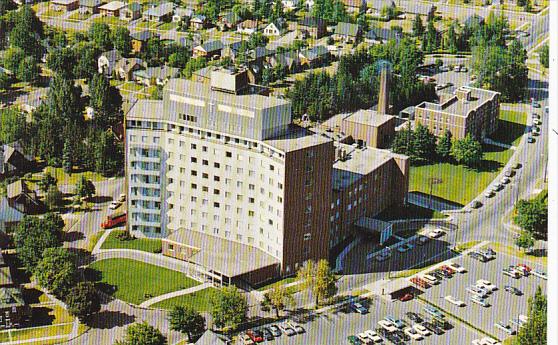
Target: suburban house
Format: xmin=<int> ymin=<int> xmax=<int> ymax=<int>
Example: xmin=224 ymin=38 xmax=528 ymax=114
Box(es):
xmin=281 ymin=0 xmax=300 ymax=10
xmin=6 ymin=180 xmax=41 ymax=214
xmin=0 ymin=288 xmax=29 ymax=329
xmin=50 ymin=0 xmax=79 ymax=12
xmin=78 ymin=0 xmax=101 ymax=14
xmin=342 ymin=0 xmax=366 ymax=13
xmin=193 ymin=40 xmax=224 ymax=59
xmin=172 ymin=7 xmax=193 ymax=22
xmin=218 ymin=12 xmax=241 ymax=31
xmin=190 ymin=14 xmax=207 ymax=30
xmin=0 ymin=142 xmax=33 ymax=177
xmin=299 ymin=45 xmax=331 ymax=67
xmin=98 ymin=1 xmax=126 ymax=17
xmin=98 ymin=49 xmax=123 ymax=76
xmin=133 ymin=66 xmax=179 ymax=86
xmin=334 ymin=22 xmax=361 ymax=42
xmin=298 ymin=16 xmax=327 ymax=39
xmin=130 ymin=30 xmax=159 ymax=53
xmin=364 ymin=28 xmax=401 ymax=44
xmin=237 ymin=19 xmax=259 ymax=35
xmin=114 ymin=58 xmax=144 ymax=81
xmin=142 ymin=2 xmax=174 ymax=22
xmin=0 ymin=198 xmax=24 ymax=235
xmin=269 ymin=51 xmax=301 ymax=72
xmin=263 ymin=18 xmax=287 ymax=36
xmin=119 ymin=2 xmax=141 ymax=21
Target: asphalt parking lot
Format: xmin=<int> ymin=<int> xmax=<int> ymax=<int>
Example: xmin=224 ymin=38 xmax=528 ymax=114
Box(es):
xmin=417 ymin=247 xmax=547 ymax=341
xmin=249 ymin=296 xmax=483 ymax=345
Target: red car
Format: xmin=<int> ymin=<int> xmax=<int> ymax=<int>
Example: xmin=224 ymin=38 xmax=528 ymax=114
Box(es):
xmin=518 ymin=264 xmax=532 ymax=272
xmin=411 ymin=277 xmax=430 ymax=289
xmin=246 ymin=329 xmax=263 ymax=343
xmin=399 ymin=293 xmax=414 ymax=302
xmin=440 ymin=265 xmax=455 ymax=274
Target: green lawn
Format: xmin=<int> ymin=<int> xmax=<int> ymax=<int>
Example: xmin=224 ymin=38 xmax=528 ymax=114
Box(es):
xmin=375 ymin=204 xmax=447 ymax=221
xmin=157 ymin=22 xmax=178 ymax=31
xmin=93 ymin=16 xmax=126 ymax=26
xmin=490 ymin=110 xmax=527 ymax=147
xmin=29 ymin=167 xmax=106 ymax=187
xmin=410 ymin=144 xmax=514 ymax=205
xmin=101 ymin=230 xmax=162 ymax=253
xmin=86 ymin=230 xmax=105 ymax=252
xmin=88 ymin=258 xmax=199 ymax=305
xmin=68 ymin=12 xmax=91 ymax=21
xmin=256 ymin=277 xmax=298 ymax=291
xmin=120 ymin=82 xmax=145 ymax=92
xmin=151 ymin=288 xmax=219 ymax=311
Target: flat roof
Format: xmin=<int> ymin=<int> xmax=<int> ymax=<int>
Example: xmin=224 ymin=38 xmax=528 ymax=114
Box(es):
xmin=126 ymin=100 xmax=163 ymax=120
xmin=165 ymin=229 xmax=279 ymax=278
xmin=418 ymin=86 xmax=499 ymax=117
xmin=344 ymin=109 xmax=394 ymax=127
xmin=264 ymin=127 xmax=332 ymax=153
xmin=98 ymin=0 xmax=126 ymax=10
xmin=52 ymin=0 xmax=78 ymax=4
xmin=332 ymin=143 xmax=394 ymax=190
xmin=165 ymin=78 xmax=290 ymax=111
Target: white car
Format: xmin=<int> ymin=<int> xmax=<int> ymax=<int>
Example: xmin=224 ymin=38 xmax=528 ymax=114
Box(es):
xmin=481 ymin=337 xmax=502 ymax=345
xmin=501 ymin=177 xmax=511 ymax=184
xmin=357 ymin=333 xmax=373 ymax=344
xmin=117 ymin=193 xmax=126 ymax=202
xmin=363 ymin=330 xmax=383 ymax=343
xmin=533 ymin=119 xmax=541 ymax=125
xmin=466 ymin=286 xmax=488 ymax=298
xmin=404 ymin=327 xmax=423 ymax=340
xmin=445 ymin=295 xmax=466 ymax=307
xmin=470 ymin=295 xmax=490 ymax=307
xmin=472 ymin=340 xmax=483 ymax=345
xmin=378 ymin=320 xmax=398 ymax=332
xmin=484 ymin=190 xmax=495 ymax=198
xmin=447 ymin=262 xmax=467 ymax=273
xmin=422 ymin=274 xmax=439 ymax=285
xmin=532 ymin=270 xmax=547 ymax=280
xmin=413 ymin=324 xmax=431 ymax=336
xmin=427 ymin=229 xmax=445 ymax=238
xmin=109 ymin=201 xmax=121 ymax=210
xmin=477 ymin=279 xmax=497 ymax=291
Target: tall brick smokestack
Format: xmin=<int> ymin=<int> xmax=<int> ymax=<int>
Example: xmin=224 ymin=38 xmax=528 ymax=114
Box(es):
xmin=377 ymin=66 xmax=390 ymax=114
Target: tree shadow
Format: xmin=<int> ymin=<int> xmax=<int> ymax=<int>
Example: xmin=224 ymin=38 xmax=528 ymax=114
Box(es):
xmin=22 ymin=288 xmax=43 ymax=304
xmin=527 ymin=248 xmax=547 ymax=258
xmin=30 ymin=307 xmax=56 ymax=326
xmin=84 ymin=310 xmax=135 ymax=329
xmin=490 ymin=119 xmax=526 ymax=146
xmin=89 ymin=196 xmax=113 ymax=204
xmin=63 ymin=231 xmax=85 ymax=243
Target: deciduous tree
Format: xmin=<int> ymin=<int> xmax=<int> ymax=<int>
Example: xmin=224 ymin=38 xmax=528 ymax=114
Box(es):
xmin=112 ymin=26 xmax=131 ymax=56
xmin=436 ymin=130 xmax=453 ymax=160
xmin=514 ymin=191 xmax=547 ymax=240
xmin=169 ymin=305 xmax=205 ymax=341
xmin=118 ymin=322 xmax=167 ymax=345
xmin=35 ymin=247 xmax=77 ymax=298
xmin=66 ymin=282 xmax=101 ymax=321
xmin=297 ymin=259 xmax=338 ymax=307
xmin=210 ymin=285 xmax=248 ymax=331
xmin=88 ymin=22 xmax=112 ymax=50
xmin=261 ymin=285 xmax=294 ymax=318
xmin=451 ymin=134 xmax=483 ymax=167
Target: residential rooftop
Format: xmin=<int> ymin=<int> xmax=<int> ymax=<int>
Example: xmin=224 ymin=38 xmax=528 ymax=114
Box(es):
xmin=99 ymin=1 xmax=126 ymax=11
xmin=165 ymin=229 xmax=279 ymax=277
xmin=264 ymin=127 xmax=332 ymax=153
xmin=343 ymin=109 xmax=394 ymax=127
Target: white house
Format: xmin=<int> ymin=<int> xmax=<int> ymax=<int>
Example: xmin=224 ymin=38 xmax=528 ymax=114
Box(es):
xmin=97 ymin=50 xmax=122 ymax=76
xmin=263 ymin=19 xmax=287 ymax=36
xmin=282 ymin=0 xmax=300 ymax=10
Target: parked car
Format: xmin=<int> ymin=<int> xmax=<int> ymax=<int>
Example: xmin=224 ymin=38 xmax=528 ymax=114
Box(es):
xmin=503 ymin=268 xmax=521 ymax=279
xmin=356 ymin=333 xmax=373 ymax=344
xmin=471 ymin=200 xmax=483 ymax=209
xmin=240 ymin=333 xmax=256 ymax=345
xmin=246 ymin=329 xmax=263 ymax=342
xmin=477 ymin=279 xmax=497 ymax=291
xmin=411 ymin=277 xmax=430 ymax=288
xmin=350 ymin=302 xmax=368 ymax=314
xmin=406 ymin=312 xmax=423 ymax=323
xmin=470 ymin=294 xmax=490 ymax=307
xmin=423 ymin=321 xmax=444 ymax=335
xmin=532 ymin=270 xmax=547 ymax=280
xmin=527 ymin=136 xmax=535 ymax=143
xmin=347 ymin=335 xmax=363 ymax=345
xmin=413 ymin=323 xmax=431 ymax=336
xmin=504 ymin=286 xmax=522 ymax=295
xmin=279 ymin=322 xmax=296 ymax=336
xmin=363 ymin=329 xmax=383 ymax=343
xmin=399 ymin=293 xmax=414 ymax=302
xmin=484 ymin=190 xmax=495 ymax=198
xmin=447 ymin=262 xmax=466 ymax=273
xmin=261 ymin=327 xmax=273 ymax=340
xmin=481 ymin=337 xmax=502 ymax=345
xmin=117 ymin=193 xmax=126 ymax=202
xmin=287 ymin=321 xmax=305 ymax=334
xmin=427 ymin=229 xmax=445 ymax=238
xmin=468 ymin=252 xmax=489 ymax=262
xmin=378 ymin=320 xmax=398 ymax=332
xmin=268 ymin=325 xmax=282 ymax=337
xmin=492 ymin=183 xmax=503 ymax=191
xmin=532 ymin=102 xmax=541 ymax=108
xmin=445 ymin=295 xmax=466 ymax=307
xmin=440 ymin=265 xmax=456 ymax=274
xmin=466 ymin=286 xmax=489 ymax=298
xmin=432 ymin=316 xmax=452 ymax=330
xmin=501 ymin=177 xmax=511 ymax=184
xmin=109 ymin=201 xmax=121 ymax=210
xmin=517 ymin=264 xmax=531 ymax=272
xmin=397 ymin=243 xmax=414 ymax=252
xmin=422 ymin=274 xmax=439 ymax=285
xmin=504 ymin=169 xmax=513 ymax=177
xmin=385 ymin=316 xmax=405 ymax=329
xmin=416 ymin=235 xmax=430 ymax=245
xmin=404 ymin=327 xmax=423 ymax=340
xmin=423 ymin=306 xmax=444 ymax=319
xmin=495 ymin=322 xmax=516 ymax=335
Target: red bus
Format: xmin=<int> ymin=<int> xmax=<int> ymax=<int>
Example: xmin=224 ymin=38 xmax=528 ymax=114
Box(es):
xmin=101 ymin=212 xmax=127 ymax=229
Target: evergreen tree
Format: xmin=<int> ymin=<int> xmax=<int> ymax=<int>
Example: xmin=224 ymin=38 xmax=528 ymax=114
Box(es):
xmin=412 ymin=14 xmax=424 ymax=37
xmin=272 ymin=0 xmax=284 ymax=20
xmin=436 ymin=130 xmax=453 ymax=160
xmin=17 ymin=56 xmax=39 ymax=83
xmin=88 ymin=22 xmax=112 ymax=50
xmin=9 ymin=6 xmax=44 ymax=58
xmin=425 ymin=18 xmax=438 ymax=52
xmin=62 ymin=137 xmax=73 ymax=173
xmin=538 ymin=44 xmax=549 ymax=68
xmin=412 ymin=124 xmax=437 ymax=162
xmin=89 ymin=73 xmax=123 ymax=128
xmin=446 ymin=21 xmax=458 ymax=53
xmin=112 ymin=26 xmax=131 ymax=56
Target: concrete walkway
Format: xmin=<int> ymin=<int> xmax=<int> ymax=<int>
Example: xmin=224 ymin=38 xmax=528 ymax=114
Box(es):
xmin=92 ymin=229 xmax=113 ymax=254
xmin=139 ymin=283 xmax=212 ymax=308
xmin=0 ymin=334 xmax=69 ymax=345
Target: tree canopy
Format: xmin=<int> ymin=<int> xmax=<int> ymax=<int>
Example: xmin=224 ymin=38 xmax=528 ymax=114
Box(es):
xmin=169 ymin=305 xmax=205 ymax=341
xmin=66 ymin=281 xmax=101 ymax=321
xmin=451 ymin=134 xmax=483 ymax=167
xmin=514 ymin=190 xmax=547 ymax=240
xmin=14 ymin=214 xmax=63 ymax=272
xmin=34 ymin=247 xmax=78 ymax=298
xmin=297 ymin=259 xmax=338 ymax=307
xmin=514 ymin=286 xmax=546 ymax=345
xmin=117 ymin=322 xmax=167 ymax=345
xmin=210 ymin=285 xmax=248 ymax=331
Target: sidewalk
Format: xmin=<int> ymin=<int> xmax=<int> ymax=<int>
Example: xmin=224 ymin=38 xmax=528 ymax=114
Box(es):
xmin=140 ymin=283 xmax=212 ymax=308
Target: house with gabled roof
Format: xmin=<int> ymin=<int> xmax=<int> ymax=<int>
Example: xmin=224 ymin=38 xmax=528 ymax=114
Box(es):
xmin=98 ymin=1 xmax=126 ymax=17
xmin=142 ymin=2 xmax=174 ymax=22
xmin=193 ymin=40 xmax=224 ymax=59
xmin=218 ymin=12 xmax=242 ymax=31
xmin=0 ymin=142 xmax=33 ymax=177
xmin=299 ymin=45 xmax=331 ymax=67
xmin=133 ymin=66 xmax=180 ymax=86
xmin=115 ymin=57 xmax=144 ymax=81
xmin=120 ymin=2 xmax=141 ymax=21
xmin=334 ymin=22 xmax=361 ymax=42
xmin=237 ymin=19 xmax=259 ymax=35
xmin=364 ymin=28 xmax=401 ymax=44
xmin=343 ymin=0 xmax=366 ymax=13
xmin=263 ymin=18 xmax=288 ymax=36
xmin=50 ymin=0 xmax=79 ymax=13
xmin=190 ymin=14 xmax=208 ymax=30
xmin=6 ymin=180 xmax=41 ymax=214
xmin=172 ymin=7 xmax=193 ymax=22
xmin=131 ymin=30 xmax=159 ymax=53
xmin=269 ymin=50 xmax=301 ymax=72
xmin=78 ymin=0 xmax=101 ymax=14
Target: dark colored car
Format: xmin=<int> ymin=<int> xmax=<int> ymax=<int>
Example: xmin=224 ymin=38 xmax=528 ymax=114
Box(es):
xmin=438 ymin=269 xmax=453 ymax=278
xmin=432 ymin=317 xmax=453 ymax=330
xmin=406 ymin=312 xmax=423 ymax=323
xmin=423 ymin=322 xmax=444 ymax=335
xmin=471 ymin=200 xmax=482 ymax=209
xmin=347 ymin=335 xmax=363 ymax=345
xmin=505 ymin=286 xmax=523 ymax=296
xmin=395 ymin=330 xmax=410 ymax=341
